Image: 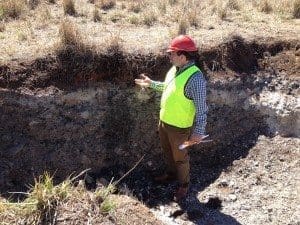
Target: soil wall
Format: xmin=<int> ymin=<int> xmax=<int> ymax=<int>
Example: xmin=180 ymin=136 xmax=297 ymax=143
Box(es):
xmin=0 ymin=37 xmax=298 ymax=194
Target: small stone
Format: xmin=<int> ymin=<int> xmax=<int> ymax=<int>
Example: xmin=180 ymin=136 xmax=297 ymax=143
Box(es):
xmin=159 ymin=205 xmax=164 ymax=212
xmin=229 ymin=181 xmax=235 ymax=187
xmin=228 ymin=194 xmax=237 ymax=202
xmin=218 ymin=179 xmax=228 ymax=188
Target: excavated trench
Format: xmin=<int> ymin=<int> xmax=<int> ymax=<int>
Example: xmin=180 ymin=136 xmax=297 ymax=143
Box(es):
xmin=0 ymin=36 xmax=299 ymax=203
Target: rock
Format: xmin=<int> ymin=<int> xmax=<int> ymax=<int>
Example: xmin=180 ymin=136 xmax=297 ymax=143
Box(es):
xmin=218 ymin=179 xmax=228 ymax=188
xmin=228 ymin=194 xmax=237 ymax=202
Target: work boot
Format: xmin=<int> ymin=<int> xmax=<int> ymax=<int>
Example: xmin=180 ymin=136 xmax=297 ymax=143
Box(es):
xmin=174 ymin=186 xmax=188 ymax=202
xmin=153 ymin=173 xmax=176 ymax=184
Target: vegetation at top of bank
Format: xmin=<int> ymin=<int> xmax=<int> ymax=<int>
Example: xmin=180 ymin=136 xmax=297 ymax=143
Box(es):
xmin=0 ymin=0 xmax=298 ymax=22
xmin=0 ymin=0 xmax=299 ymax=61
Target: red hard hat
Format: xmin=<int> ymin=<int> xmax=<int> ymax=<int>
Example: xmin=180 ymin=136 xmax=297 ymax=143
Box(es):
xmin=167 ymin=35 xmax=198 ymax=52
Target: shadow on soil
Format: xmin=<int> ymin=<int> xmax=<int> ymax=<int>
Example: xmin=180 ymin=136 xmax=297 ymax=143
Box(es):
xmin=91 ymin=129 xmax=260 ymax=225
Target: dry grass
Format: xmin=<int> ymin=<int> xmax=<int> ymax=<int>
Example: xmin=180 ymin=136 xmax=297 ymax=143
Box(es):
xmin=226 ymin=0 xmax=241 ymax=10
xmin=217 ymin=4 xmax=228 ymax=20
xmin=0 ymin=166 xmax=163 ymax=225
xmin=110 ymin=11 xmax=125 ymax=23
xmin=178 ymin=19 xmax=188 ymax=35
xmin=63 ymin=0 xmax=76 ymax=16
xmin=293 ymin=0 xmax=300 ymax=18
xmin=105 ymin=33 xmax=123 ymax=52
xmin=128 ymin=2 xmax=143 ymax=13
xmin=0 ymin=173 xmax=72 ymax=224
xmin=93 ymin=7 xmax=101 ymax=22
xmin=27 ymin=0 xmax=40 ymax=10
xmin=188 ymin=9 xmax=200 ymax=27
xmin=0 ymin=0 xmax=299 ymax=61
xmin=37 ymin=5 xmax=52 ymax=26
xmin=158 ymin=2 xmax=167 ymax=14
xmin=128 ymin=15 xmax=140 ymax=25
xmin=59 ymin=19 xmax=84 ymax=49
xmin=97 ymin=0 xmax=116 ymax=11
xmin=259 ymin=0 xmax=273 ymax=14
xmin=0 ymin=172 xmax=120 ymax=225
xmin=0 ymin=22 xmax=5 ymax=32
xmin=168 ymin=0 xmax=178 ymax=6
xmin=0 ymin=0 xmax=25 ymax=20
xmin=142 ymin=11 xmax=157 ymax=26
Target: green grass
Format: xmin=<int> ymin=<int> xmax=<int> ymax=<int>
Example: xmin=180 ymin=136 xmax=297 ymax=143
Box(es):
xmin=0 ymin=171 xmax=118 ymax=224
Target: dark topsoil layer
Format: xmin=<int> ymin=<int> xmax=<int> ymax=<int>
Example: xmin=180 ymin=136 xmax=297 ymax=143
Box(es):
xmin=0 ymin=35 xmax=298 ymax=90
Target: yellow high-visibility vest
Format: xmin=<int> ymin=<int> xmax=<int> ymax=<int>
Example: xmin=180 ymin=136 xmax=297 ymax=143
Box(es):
xmin=160 ymin=64 xmax=200 ymax=128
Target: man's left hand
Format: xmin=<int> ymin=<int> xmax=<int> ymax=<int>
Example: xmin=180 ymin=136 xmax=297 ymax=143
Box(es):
xmin=178 ymin=134 xmax=208 ymax=150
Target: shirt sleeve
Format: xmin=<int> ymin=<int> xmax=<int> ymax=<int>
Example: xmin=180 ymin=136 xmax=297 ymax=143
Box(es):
xmin=150 ymin=80 xmax=165 ymax=92
xmin=185 ymin=72 xmax=208 ymax=135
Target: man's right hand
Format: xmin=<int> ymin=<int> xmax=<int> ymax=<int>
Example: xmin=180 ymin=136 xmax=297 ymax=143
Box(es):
xmin=134 ymin=74 xmax=151 ymax=88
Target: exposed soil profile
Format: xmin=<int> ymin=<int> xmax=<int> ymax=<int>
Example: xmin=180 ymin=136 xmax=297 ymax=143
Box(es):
xmin=0 ymin=36 xmax=299 ymax=225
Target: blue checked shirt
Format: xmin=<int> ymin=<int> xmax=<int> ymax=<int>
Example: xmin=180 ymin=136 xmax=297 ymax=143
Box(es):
xmin=150 ymin=62 xmax=207 ymax=135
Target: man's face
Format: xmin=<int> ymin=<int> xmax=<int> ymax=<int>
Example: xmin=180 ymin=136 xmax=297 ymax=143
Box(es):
xmin=168 ymin=51 xmax=186 ymax=67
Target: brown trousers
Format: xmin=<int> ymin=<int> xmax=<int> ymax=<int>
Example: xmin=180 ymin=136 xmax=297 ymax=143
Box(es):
xmin=158 ymin=121 xmax=192 ymax=187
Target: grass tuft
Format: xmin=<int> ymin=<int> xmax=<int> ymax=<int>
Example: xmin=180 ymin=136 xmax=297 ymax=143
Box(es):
xmin=59 ymin=19 xmax=84 ymax=49
xmin=63 ymin=0 xmax=76 ymax=16
xmin=158 ymin=2 xmax=167 ymax=14
xmin=110 ymin=12 xmax=124 ymax=23
xmin=226 ymin=0 xmax=241 ymax=10
xmin=27 ymin=173 xmax=71 ymax=215
xmin=142 ymin=11 xmax=157 ymax=26
xmin=0 ymin=172 xmax=72 ymax=225
xmin=95 ymin=183 xmax=116 ymax=214
xmin=260 ymin=0 xmax=273 ymax=14
xmin=39 ymin=7 xmax=51 ymax=24
xmin=129 ymin=2 xmax=142 ymax=13
xmin=93 ymin=7 xmax=101 ymax=22
xmin=106 ymin=34 xmax=123 ymax=53
xmin=0 ymin=0 xmax=25 ymax=20
xmin=168 ymin=0 xmax=178 ymax=6
xmin=178 ymin=19 xmax=188 ymax=35
xmin=217 ymin=5 xmax=227 ymax=20
xmin=98 ymin=0 xmax=116 ymax=11
xmin=128 ymin=15 xmax=140 ymax=25
xmin=293 ymin=0 xmax=300 ymax=18
xmin=188 ymin=9 xmax=200 ymax=27
xmin=27 ymin=0 xmax=40 ymax=10
xmin=0 ymin=22 xmax=5 ymax=32
xmin=100 ymin=197 xmax=116 ymax=213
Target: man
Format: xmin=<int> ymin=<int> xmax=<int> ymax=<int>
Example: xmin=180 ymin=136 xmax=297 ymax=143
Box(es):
xmin=135 ymin=35 xmax=207 ymax=201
